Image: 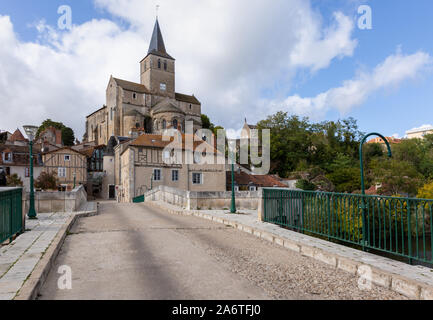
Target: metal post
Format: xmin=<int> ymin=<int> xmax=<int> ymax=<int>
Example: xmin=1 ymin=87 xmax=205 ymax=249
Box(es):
xmin=359 ymin=133 xmax=392 ymax=249
xmin=230 ymin=163 xmax=237 ymax=214
xmin=150 ymin=173 xmax=153 ymax=191
xmin=27 ymin=141 xmax=37 ymax=219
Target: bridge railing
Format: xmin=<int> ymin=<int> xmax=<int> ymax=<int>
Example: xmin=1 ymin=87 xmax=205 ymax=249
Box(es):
xmin=0 ymin=188 xmax=23 ymax=243
xmin=263 ymin=189 xmax=433 ymax=266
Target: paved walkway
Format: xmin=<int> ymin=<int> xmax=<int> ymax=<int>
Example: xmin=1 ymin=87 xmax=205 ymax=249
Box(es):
xmin=0 ymin=202 xmax=97 ymax=300
xmin=38 ymin=202 xmax=405 ymax=300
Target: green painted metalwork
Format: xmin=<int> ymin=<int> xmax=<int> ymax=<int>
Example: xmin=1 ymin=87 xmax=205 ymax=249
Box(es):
xmin=0 ymin=188 xmax=23 ymax=243
xmin=359 ymin=133 xmax=392 ymax=249
xmin=27 ymin=141 xmax=37 ymax=219
xmin=230 ymin=163 xmax=237 ymax=214
xmin=263 ymin=189 xmax=433 ymax=266
xmin=133 ymin=195 xmax=145 ymax=203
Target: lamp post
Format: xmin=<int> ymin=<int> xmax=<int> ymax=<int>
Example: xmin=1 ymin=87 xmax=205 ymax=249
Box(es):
xmin=23 ymin=125 xmax=39 ymax=220
xmin=229 ymin=139 xmax=237 ymax=214
xmin=150 ymin=172 xmax=154 ymax=191
xmin=359 ymin=133 xmax=392 ymax=250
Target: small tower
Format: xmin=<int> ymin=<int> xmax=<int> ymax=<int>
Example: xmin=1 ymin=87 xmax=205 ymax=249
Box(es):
xmin=140 ymin=19 xmax=175 ymax=99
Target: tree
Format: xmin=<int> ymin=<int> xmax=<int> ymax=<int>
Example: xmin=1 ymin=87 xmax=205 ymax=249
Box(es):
xmin=201 ymin=114 xmax=213 ymax=130
xmin=370 ymin=159 xmax=423 ymax=196
xmin=296 ymin=179 xmax=317 ymax=191
xmin=417 ymin=182 xmax=433 ymax=199
xmin=36 ymin=119 xmax=75 ymax=146
xmin=61 ymin=127 xmax=75 ymax=146
xmin=7 ymin=174 xmax=23 ymax=187
xmin=35 ymin=172 xmax=59 ymax=190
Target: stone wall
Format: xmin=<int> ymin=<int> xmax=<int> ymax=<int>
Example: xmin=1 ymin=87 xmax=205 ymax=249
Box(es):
xmin=22 ymin=185 xmax=88 ymax=214
xmin=143 ymin=185 xmax=262 ymax=210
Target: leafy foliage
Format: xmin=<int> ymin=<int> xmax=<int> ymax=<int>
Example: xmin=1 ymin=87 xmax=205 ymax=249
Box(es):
xmin=7 ymin=174 xmax=23 ymax=187
xmin=35 ymin=172 xmax=59 ymax=190
xmin=296 ymin=179 xmax=317 ymax=191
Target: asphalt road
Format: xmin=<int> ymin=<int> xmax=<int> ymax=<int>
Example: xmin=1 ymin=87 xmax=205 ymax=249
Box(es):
xmin=38 ymin=202 xmax=405 ymax=300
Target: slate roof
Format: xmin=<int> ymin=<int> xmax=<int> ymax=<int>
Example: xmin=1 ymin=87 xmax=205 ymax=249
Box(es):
xmin=152 ymin=100 xmax=185 ymax=115
xmin=113 ymin=78 xmax=150 ymax=94
xmin=175 ymin=93 xmax=201 ymax=105
xmin=146 ymin=19 xmax=174 ymax=60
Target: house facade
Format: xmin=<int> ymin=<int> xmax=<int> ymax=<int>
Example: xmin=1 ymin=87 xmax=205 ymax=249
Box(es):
xmin=117 ymin=134 xmax=226 ymax=202
xmin=42 ymin=147 xmax=87 ymax=190
xmin=0 ymin=129 xmax=43 ymax=192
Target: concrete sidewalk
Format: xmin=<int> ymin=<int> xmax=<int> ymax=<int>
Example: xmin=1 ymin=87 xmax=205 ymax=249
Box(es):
xmin=146 ymin=201 xmax=433 ymax=300
xmin=0 ymin=202 xmax=97 ymax=300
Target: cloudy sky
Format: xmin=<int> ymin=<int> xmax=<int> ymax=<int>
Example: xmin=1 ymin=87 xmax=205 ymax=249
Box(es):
xmin=0 ymin=0 xmax=432 ymax=140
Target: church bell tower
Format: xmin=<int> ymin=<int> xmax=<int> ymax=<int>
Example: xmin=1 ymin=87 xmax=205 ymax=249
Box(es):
xmin=140 ymin=19 xmax=175 ymax=99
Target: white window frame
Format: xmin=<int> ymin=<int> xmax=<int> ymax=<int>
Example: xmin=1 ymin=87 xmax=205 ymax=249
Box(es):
xmin=58 ymin=167 xmax=67 ymax=178
xmin=153 ymin=169 xmax=162 ymax=181
xmin=192 ymin=172 xmax=203 ymax=185
xmin=249 ymin=186 xmax=257 ymax=192
xmin=172 ymin=170 xmax=179 ymax=182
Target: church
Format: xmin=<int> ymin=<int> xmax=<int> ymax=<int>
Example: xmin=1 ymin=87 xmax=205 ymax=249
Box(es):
xmin=84 ymin=19 xmax=203 ymax=145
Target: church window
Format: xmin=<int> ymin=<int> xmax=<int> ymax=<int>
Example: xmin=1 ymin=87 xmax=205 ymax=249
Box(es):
xmin=160 ymin=83 xmax=166 ymax=91
xmin=189 ymin=104 xmax=192 ymax=110
xmin=164 ymin=60 xmax=167 ymax=71
xmin=158 ymin=59 xmax=161 ymax=69
xmin=173 ymin=119 xmax=178 ymax=130
xmin=162 ymin=120 xmax=167 ymax=129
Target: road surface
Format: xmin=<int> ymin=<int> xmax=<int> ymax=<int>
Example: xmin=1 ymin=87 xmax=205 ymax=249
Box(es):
xmin=38 ymin=202 xmax=405 ymax=300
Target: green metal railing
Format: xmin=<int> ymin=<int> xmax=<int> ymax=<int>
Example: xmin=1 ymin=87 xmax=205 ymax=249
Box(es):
xmin=263 ymin=189 xmax=433 ymax=266
xmin=133 ymin=195 xmax=144 ymax=203
xmin=0 ymin=188 xmax=23 ymax=244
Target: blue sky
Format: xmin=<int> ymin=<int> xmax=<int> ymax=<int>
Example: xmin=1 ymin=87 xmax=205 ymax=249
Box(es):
xmin=0 ymin=0 xmax=432 ymax=139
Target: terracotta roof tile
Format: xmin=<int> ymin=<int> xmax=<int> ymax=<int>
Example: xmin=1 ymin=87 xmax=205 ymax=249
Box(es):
xmin=9 ymin=129 xmax=27 ymax=142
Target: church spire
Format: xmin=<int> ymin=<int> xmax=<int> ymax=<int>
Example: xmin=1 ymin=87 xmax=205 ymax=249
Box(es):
xmin=147 ymin=19 xmax=174 ymax=60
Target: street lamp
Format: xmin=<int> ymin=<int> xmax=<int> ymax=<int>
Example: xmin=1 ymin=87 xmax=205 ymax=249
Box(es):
xmin=23 ymin=125 xmax=39 ymax=220
xmin=359 ymin=132 xmax=392 ymax=250
xmin=228 ymin=139 xmax=237 ymax=214
xmin=150 ymin=172 xmax=154 ymax=191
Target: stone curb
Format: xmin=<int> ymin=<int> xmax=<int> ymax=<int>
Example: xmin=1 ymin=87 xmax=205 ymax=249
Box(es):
xmin=145 ymin=201 xmax=433 ymax=300
xmin=13 ymin=207 xmax=98 ymax=300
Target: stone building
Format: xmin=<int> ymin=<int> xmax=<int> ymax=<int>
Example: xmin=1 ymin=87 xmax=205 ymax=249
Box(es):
xmin=117 ymin=134 xmax=226 ymax=202
xmin=84 ymin=19 xmax=203 ymax=146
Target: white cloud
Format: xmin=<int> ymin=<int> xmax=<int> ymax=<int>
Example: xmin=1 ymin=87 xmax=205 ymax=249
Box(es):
xmin=270 ymin=51 xmax=432 ymax=120
xmin=0 ymin=1 xmax=358 ymax=138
